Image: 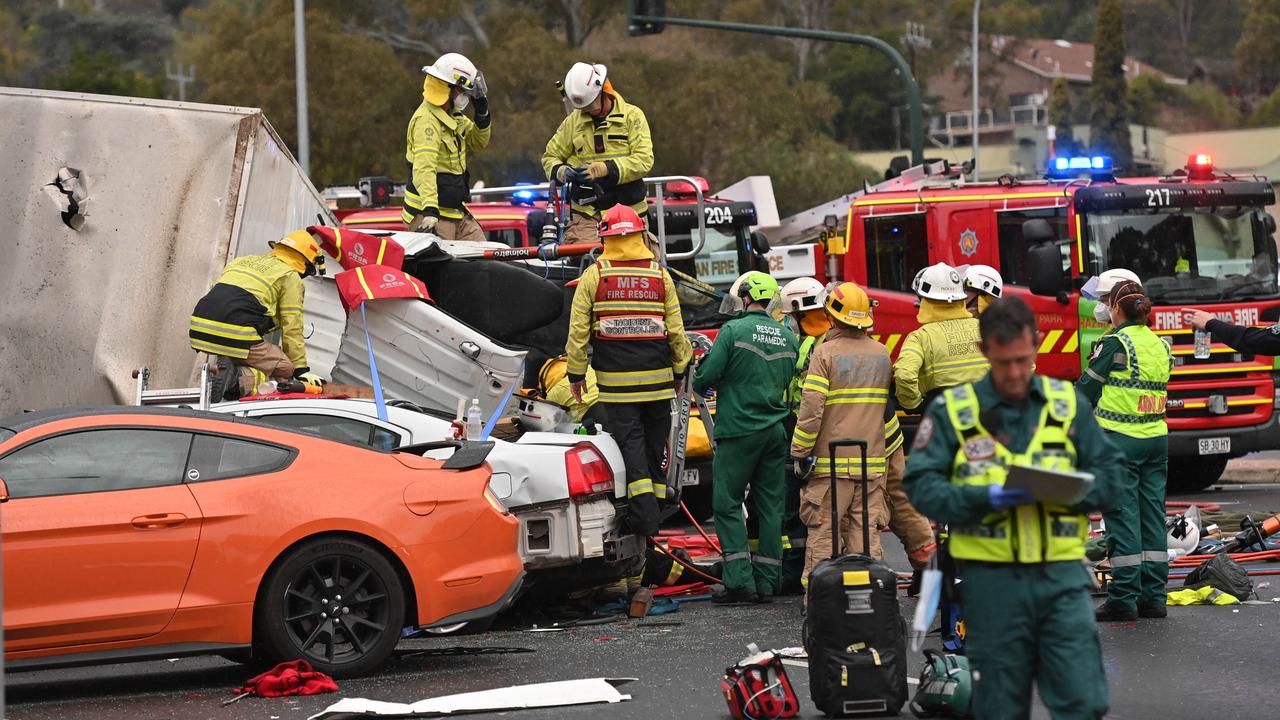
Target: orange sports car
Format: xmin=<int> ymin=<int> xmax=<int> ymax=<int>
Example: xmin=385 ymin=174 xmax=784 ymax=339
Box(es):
xmin=0 ymin=407 xmax=523 ymax=677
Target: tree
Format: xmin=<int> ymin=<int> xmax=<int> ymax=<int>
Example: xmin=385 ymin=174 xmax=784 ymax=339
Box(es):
xmin=50 ymin=45 xmax=165 ymax=97
xmin=1235 ymin=0 xmax=1280 ymax=100
xmin=1048 ymin=76 xmax=1074 ymax=156
xmin=1088 ymin=0 xmax=1132 ymax=171
xmin=1248 ymin=86 xmax=1280 ymax=126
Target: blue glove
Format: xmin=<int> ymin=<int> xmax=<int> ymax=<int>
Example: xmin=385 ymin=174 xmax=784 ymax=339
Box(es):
xmin=988 ymin=484 xmax=1033 ymax=510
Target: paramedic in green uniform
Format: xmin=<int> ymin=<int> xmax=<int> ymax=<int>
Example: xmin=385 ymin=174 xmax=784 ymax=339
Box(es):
xmin=905 ymin=295 xmax=1122 ymax=720
xmin=1076 ymin=274 xmax=1173 ymax=621
xmin=693 ymin=271 xmax=798 ymax=604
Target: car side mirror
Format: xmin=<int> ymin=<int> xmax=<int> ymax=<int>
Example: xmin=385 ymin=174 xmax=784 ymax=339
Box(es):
xmin=1028 ymin=244 xmax=1068 ymax=298
xmin=751 ymin=231 xmax=771 ymax=256
xmin=0 ymin=477 xmax=9 ymax=503
xmin=1022 ymin=218 xmax=1056 ymax=244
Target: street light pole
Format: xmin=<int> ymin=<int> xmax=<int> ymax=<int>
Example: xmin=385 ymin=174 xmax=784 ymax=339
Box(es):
xmin=294 ymin=0 xmax=310 ymax=176
xmin=972 ymin=0 xmax=981 ymax=181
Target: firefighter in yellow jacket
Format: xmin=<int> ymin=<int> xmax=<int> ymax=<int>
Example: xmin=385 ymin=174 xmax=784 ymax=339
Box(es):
xmin=543 ymin=63 xmax=654 ymax=244
xmin=189 ymin=230 xmax=325 ymax=397
xmin=565 ymin=204 xmax=692 ymax=538
xmin=895 ymin=263 xmax=990 ymax=410
xmin=403 ymin=52 xmax=491 ymax=241
xmin=790 ymin=282 xmax=894 ymax=584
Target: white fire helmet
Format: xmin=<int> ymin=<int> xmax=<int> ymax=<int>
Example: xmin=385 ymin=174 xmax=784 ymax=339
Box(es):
xmin=780 ymin=277 xmax=826 ymax=313
xmin=915 ymin=262 xmax=967 ymax=302
xmin=964 ymin=264 xmax=1004 ymax=298
xmin=563 ymin=62 xmax=608 ymax=109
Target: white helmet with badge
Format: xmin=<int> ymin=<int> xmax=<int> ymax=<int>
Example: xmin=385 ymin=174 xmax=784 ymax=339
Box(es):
xmin=916 ymin=262 xmax=966 ymax=302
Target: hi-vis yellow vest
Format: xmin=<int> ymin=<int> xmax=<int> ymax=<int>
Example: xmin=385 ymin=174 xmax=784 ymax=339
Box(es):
xmin=1096 ymin=324 xmax=1172 ymax=438
xmin=944 ymin=377 xmax=1090 ymax=563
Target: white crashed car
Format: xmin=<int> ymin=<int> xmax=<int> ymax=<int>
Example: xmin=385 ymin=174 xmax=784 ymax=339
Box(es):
xmin=207 ymin=397 xmax=642 ymax=584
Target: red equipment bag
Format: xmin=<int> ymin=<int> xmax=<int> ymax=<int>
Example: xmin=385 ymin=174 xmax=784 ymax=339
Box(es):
xmin=721 ymin=650 xmax=800 ymax=720
xmin=235 ymin=659 xmax=338 ymax=698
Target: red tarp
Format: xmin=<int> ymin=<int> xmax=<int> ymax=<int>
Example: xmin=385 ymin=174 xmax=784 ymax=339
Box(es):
xmin=335 ymin=264 xmax=430 ymax=313
xmin=309 ymin=225 xmax=406 ymax=271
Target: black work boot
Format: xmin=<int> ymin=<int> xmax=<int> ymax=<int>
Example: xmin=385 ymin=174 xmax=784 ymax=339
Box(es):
xmin=907 ymin=568 xmax=924 ymax=598
xmin=1138 ymin=601 xmax=1168 ymax=619
xmin=712 ymin=587 xmax=758 ymax=605
xmin=1095 ymin=601 xmax=1139 ymax=622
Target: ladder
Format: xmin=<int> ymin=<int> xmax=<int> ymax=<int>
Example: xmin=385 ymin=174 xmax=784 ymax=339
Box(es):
xmin=132 ymin=362 xmax=215 ymax=410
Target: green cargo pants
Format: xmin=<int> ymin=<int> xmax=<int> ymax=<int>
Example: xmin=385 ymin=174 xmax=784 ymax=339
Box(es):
xmin=1102 ymin=432 xmax=1169 ymax=610
xmin=744 ymin=415 xmax=807 ymax=592
xmin=713 ymin=425 xmax=786 ymax=595
xmin=959 ymin=561 xmax=1109 ymax=720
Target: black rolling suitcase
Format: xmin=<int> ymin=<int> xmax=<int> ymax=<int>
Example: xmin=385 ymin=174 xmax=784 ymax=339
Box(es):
xmin=803 ymin=438 xmax=908 ymax=717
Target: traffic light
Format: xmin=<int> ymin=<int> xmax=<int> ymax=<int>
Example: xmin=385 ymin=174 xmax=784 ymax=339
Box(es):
xmin=627 ymin=0 xmax=666 ymax=36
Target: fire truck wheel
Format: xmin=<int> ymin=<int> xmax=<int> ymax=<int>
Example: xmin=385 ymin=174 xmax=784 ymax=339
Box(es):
xmin=1166 ymin=455 xmax=1229 ymax=495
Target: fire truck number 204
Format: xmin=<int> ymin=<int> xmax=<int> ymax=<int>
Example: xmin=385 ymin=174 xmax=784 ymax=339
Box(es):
xmin=704 ymin=205 xmax=734 ymax=225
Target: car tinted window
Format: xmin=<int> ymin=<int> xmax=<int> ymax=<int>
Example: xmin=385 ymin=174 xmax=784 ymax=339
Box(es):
xmin=0 ymin=429 xmax=192 ymax=499
xmin=254 ymin=413 xmax=401 ymax=449
xmin=187 ymin=434 xmax=293 ymax=482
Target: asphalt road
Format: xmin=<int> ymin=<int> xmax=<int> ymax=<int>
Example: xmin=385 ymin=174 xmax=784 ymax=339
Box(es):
xmin=9 ymin=481 xmax=1280 ymax=720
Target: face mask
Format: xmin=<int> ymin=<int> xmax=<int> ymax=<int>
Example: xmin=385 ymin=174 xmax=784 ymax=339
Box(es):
xmin=1093 ymin=302 xmax=1112 ymax=324
xmin=452 ymin=93 xmax=470 ymax=112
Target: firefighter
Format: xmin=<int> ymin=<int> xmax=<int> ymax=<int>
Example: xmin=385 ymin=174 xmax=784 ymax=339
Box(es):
xmin=402 ymin=52 xmax=490 ymax=241
xmin=895 ymin=262 xmax=989 ymax=410
xmin=790 ymin=281 xmax=893 ymax=586
xmin=962 ymin=264 xmax=1003 ymax=317
xmin=543 ymin=63 xmax=654 ymax=244
xmin=693 ymin=271 xmax=798 ymax=603
xmin=904 ymin=295 xmax=1122 ymax=720
xmin=1184 ymin=307 xmax=1280 ymax=354
xmin=189 ymin=230 xmax=325 ymax=397
xmin=565 ymin=204 xmax=692 ymax=544
xmin=1077 ymin=273 xmax=1173 ymax=621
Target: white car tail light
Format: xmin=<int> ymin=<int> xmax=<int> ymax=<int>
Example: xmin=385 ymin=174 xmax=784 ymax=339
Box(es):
xmin=565 ymin=442 xmax=614 ymax=498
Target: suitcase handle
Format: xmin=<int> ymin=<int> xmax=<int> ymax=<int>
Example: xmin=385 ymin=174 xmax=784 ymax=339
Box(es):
xmin=827 ymin=438 xmax=869 ymax=560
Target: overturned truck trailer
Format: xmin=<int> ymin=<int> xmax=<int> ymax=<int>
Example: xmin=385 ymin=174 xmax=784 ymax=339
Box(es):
xmin=0 ymin=87 xmax=347 ymax=414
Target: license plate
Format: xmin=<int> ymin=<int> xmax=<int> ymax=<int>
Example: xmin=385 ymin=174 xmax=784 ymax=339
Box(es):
xmin=680 ymin=469 xmax=700 ymax=486
xmin=1198 ymin=438 xmax=1231 ymax=455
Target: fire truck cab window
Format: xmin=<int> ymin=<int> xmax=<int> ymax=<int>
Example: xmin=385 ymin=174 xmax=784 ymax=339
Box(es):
xmin=483 ymin=228 xmax=520 ymax=247
xmin=864 ymin=214 xmax=928 ymax=293
xmin=996 ymin=207 xmax=1070 ymax=285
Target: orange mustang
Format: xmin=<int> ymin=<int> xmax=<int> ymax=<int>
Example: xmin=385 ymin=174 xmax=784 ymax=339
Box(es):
xmin=0 ymin=407 xmax=522 ymax=677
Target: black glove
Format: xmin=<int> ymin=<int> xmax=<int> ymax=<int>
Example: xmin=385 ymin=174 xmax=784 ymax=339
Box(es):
xmin=292 ymin=366 xmax=310 ymax=380
xmin=792 ymin=456 xmax=815 ymax=479
xmin=473 ymin=95 xmax=489 ymax=116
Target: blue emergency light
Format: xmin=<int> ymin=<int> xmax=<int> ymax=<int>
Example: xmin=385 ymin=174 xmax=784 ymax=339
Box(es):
xmin=1049 ymin=155 xmax=1112 ymax=175
xmin=514 ymin=189 xmax=536 ymax=200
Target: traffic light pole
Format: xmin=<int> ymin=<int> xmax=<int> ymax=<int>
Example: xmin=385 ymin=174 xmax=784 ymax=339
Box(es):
xmin=626 ymin=12 xmax=925 ymax=165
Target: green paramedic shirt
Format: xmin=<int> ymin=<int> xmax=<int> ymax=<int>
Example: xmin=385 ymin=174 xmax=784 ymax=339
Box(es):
xmin=903 ymin=373 xmax=1123 ymax=526
xmin=692 ymin=309 xmax=799 ymax=440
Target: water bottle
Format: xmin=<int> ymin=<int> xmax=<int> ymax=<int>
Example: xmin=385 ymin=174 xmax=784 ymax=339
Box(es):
xmin=465 ymin=398 xmax=483 ymax=439
xmin=1193 ymin=327 xmax=1211 ymax=359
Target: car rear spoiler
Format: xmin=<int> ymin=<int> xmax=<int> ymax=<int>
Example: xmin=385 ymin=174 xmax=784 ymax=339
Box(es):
xmin=398 ymin=440 xmax=496 ymax=470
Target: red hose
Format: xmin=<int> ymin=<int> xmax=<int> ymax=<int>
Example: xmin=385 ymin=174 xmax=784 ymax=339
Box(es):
xmin=679 ymin=500 xmax=723 ymax=554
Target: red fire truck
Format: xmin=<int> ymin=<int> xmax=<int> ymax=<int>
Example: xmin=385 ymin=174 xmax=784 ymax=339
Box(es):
xmin=829 ymin=154 xmax=1279 ymax=492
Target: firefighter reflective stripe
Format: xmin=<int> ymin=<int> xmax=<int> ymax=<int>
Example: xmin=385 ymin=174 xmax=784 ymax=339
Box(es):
xmin=781 ymin=534 xmax=792 ymax=550
xmin=664 ymin=561 xmax=684 ymax=585
xmin=599 ymin=260 xmax=663 ymax=279
xmin=825 ymin=388 xmax=890 ymax=405
xmin=926 ymin=357 xmax=990 ymax=378
xmin=224 ymin=267 xmax=275 ymax=297
xmin=1097 ymin=325 xmax=1172 ymax=438
xmin=885 ymin=413 xmax=904 ymax=455
xmin=628 ymin=478 xmax=654 ymax=497
xmin=793 ymin=425 xmax=818 ymax=450
xmin=189 ymin=337 xmax=252 ymax=359
xmin=598 ymin=388 xmax=673 ymax=403
xmin=189 ymin=317 xmax=261 ymax=342
xmin=748 ymin=538 xmax=760 ymax=552
xmin=733 ymin=341 xmax=796 ymax=363
xmin=723 ymin=552 xmax=751 ymax=563
xmin=815 ymin=456 xmax=887 ymax=474
xmin=1111 ymin=553 xmax=1143 ymax=567
xmin=944 ymin=377 xmax=1090 ymax=563
xmin=596 ymin=368 xmax=674 ymax=385
xmin=1143 ymin=550 xmax=1169 ymax=562
xmin=802 ymin=374 xmax=830 ymax=395
xmin=754 ymin=556 xmax=783 ymax=567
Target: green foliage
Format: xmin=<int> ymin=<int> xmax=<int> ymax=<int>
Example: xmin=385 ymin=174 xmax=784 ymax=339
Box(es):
xmin=50 ymin=45 xmax=165 ymax=97
xmin=1247 ymin=86 xmax=1280 ymax=126
xmin=1049 ymin=76 xmax=1074 ymax=154
xmin=1088 ymin=0 xmax=1133 ymax=171
xmin=1128 ymin=74 xmax=1241 ymax=132
xmin=1236 ymin=0 xmax=1280 ymax=97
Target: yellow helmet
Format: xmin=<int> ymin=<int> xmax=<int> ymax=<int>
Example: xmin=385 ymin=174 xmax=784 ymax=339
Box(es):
xmin=270 ymin=230 xmax=325 ymax=276
xmin=824 ymin=281 xmax=876 ymax=329
xmin=538 ymin=356 xmax=569 ymax=393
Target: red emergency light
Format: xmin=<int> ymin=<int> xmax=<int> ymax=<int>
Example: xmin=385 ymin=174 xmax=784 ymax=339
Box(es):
xmin=666 ymin=176 xmax=710 ymax=197
xmin=1187 ymin=153 xmax=1214 ymax=179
